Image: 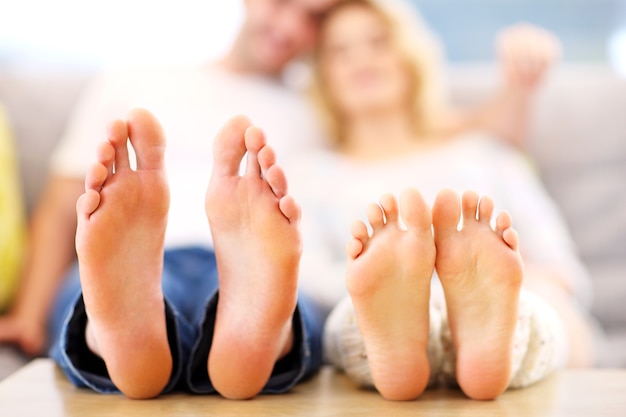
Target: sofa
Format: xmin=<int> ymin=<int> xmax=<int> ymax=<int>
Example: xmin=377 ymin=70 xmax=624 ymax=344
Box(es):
xmin=0 ymin=60 xmax=624 ymax=380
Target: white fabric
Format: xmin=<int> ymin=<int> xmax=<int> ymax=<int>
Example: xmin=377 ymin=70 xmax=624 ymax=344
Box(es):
xmin=324 ymin=296 xmax=444 ymax=388
xmin=325 ymin=290 xmax=567 ymax=390
xmin=289 ymin=134 xmax=592 ymax=311
xmin=50 ymin=65 xmax=323 ymax=249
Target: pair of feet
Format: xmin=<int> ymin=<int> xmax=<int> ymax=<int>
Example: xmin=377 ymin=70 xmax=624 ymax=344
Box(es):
xmin=346 ymin=189 xmax=524 ymax=401
xmin=76 ymin=109 xmax=523 ymax=402
xmin=76 ymin=109 xmax=301 ymax=400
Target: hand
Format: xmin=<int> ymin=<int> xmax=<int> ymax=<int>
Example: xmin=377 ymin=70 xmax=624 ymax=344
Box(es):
xmin=0 ymin=313 xmax=46 ymax=356
xmin=497 ymin=24 xmax=562 ymax=92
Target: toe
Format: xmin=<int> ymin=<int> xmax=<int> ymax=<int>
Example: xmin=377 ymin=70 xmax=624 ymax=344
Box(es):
xmin=212 ymin=115 xmax=251 ymax=177
xmin=432 ymin=189 xmax=461 ymax=241
xmin=399 ymin=188 xmax=432 ymax=234
xmin=107 ymin=119 xmax=130 ymax=172
xmin=258 ymin=145 xmax=276 ymax=173
xmin=278 ymin=195 xmax=301 ymax=223
xmin=85 ymin=163 xmax=109 ymax=192
xmin=462 ymin=191 xmax=480 ymax=223
xmin=496 ymin=211 xmax=519 ymax=249
xmin=502 ymin=228 xmax=520 ymax=251
xmin=477 ymin=196 xmax=495 ymax=224
xmin=96 ymin=141 xmax=115 ymax=176
xmin=126 ymin=108 xmax=167 ymax=171
xmin=379 ymin=193 xmax=399 ymax=224
xmin=346 ymin=238 xmax=365 ymax=260
xmin=244 ymin=127 xmax=266 ymax=177
xmin=76 ymin=190 xmax=101 ymax=219
xmin=495 ymin=211 xmax=513 ymax=234
xmin=265 ymin=165 xmax=288 ymax=198
xmin=244 ymin=126 xmax=267 ymax=154
xmin=366 ymin=203 xmax=385 ymax=231
xmin=350 ymin=219 xmax=370 ymax=242
xmin=347 ymin=220 xmax=369 ymax=260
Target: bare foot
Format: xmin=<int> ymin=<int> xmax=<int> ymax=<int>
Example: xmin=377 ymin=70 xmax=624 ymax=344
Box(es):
xmin=346 ymin=189 xmax=435 ymax=401
xmin=75 ymin=109 xmax=171 ymax=399
xmin=432 ymin=190 xmax=523 ymax=400
xmin=205 ymin=116 xmax=302 ymax=400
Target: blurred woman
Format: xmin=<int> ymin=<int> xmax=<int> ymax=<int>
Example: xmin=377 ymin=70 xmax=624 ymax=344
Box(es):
xmin=291 ymin=0 xmax=597 ymax=401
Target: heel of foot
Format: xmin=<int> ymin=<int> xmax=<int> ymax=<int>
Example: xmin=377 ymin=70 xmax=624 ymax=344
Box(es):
xmin=373 ymin=354 xmax=431 ymax=401
xmin=94 ymin=321 xmax=173 ymax=399
xmin=208 ymin=330 xmax=287 ymax=400
xmin=456 ymin=351 xmax=512 ymax=400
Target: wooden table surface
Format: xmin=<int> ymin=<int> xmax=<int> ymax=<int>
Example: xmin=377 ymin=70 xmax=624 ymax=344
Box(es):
xmin=1 ymin=359 xmax=625 ymax=416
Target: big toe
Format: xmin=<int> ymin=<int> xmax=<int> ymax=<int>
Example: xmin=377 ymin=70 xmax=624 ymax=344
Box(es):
xmin=126 ymin=108 xmax=166 ymax=171
xmin=212 ymin=115 xmax=251 ymax=177
xmin=432 ymin=189 xmax=461 ymax=241
xmin=399 ymin=188 xmax=431 ymax=234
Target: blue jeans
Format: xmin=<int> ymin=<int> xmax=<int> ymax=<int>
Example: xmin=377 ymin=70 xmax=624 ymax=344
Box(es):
xmin=48 ymin=247 xmax=324 ymax=394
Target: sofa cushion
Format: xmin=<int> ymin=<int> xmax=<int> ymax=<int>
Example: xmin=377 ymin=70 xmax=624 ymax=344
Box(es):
xmin=0 ymin=61 xmax=94 ymax=215
xmin=531 ymin=66 xmax=626 ymax=331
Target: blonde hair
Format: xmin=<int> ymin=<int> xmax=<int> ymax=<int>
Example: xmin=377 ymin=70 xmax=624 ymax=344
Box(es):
xmin=310 ymin=0 xmax=446 ymax=144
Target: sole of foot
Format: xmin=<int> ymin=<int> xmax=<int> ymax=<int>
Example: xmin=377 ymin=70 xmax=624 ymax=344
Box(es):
xmin=205 ymin=116 xmax=302 ymax=400
xmin=346 ymin=188 xmax=436 ymax=401
xmin=76 ymin=108 xmax=172 ymax=399
xmin=432 ymin=189 xmax=523 ymax=400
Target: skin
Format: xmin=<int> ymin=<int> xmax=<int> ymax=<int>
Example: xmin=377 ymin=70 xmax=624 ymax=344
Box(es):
xmin=78 ymin=110 xmax=173 ymax=399
xmin=347 ymin=189 xmax=523 ymax=401
xmin=0 ymin=0 xmax=337 ymax=357
xmin=205 ymin=119 xmax=303 ymax=400
xmin=319 ymin=4 xmax=421 ymax=161
xmin=319 ymin=5 xmax=562 ymax=154
xmin=439 ymin=23 xmax=562 ymax=148
xmin=319 ymin=2 xmax=594 ymax=400
xmin=432 ymin=190 xmax=523 ymax=400
xmin=221 ymin=0 xmax=337 ymax=76
xmin=76 ymin=110 xmax=302 ymax=400
xmin=346 ymin=189 xmax=436 ymax=400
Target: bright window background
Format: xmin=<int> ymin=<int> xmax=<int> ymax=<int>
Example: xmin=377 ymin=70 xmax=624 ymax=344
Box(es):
xmin=0 ymin=1 xmax=243 ymax=67
xmin=0 ymin=0 xmax=625 ymax=74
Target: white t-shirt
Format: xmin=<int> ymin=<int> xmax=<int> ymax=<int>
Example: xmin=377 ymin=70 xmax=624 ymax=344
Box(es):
xmin=51 ymin=65 xmax=323 ymax=248
xmin=289 ymin=134 xmax=592 ymax=311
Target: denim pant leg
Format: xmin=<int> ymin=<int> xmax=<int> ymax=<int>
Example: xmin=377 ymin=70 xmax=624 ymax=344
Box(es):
xmin=48 ymin=246 xmax=324 ymax=395
xmin=47 ymin=247 xmax=218 ymax=394
xmin=186 ymin=283 xmax=325 ymax=394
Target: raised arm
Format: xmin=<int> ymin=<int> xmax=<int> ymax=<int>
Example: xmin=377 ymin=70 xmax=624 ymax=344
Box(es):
xmin=440 ymin=24 xmax=561 ymax=148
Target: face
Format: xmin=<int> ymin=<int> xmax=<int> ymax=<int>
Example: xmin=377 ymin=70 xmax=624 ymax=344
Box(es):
xmin=243 ymin=0 xmax=337 ymax=74
xmin=319 ymin=4 xmax=411 ymax=118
